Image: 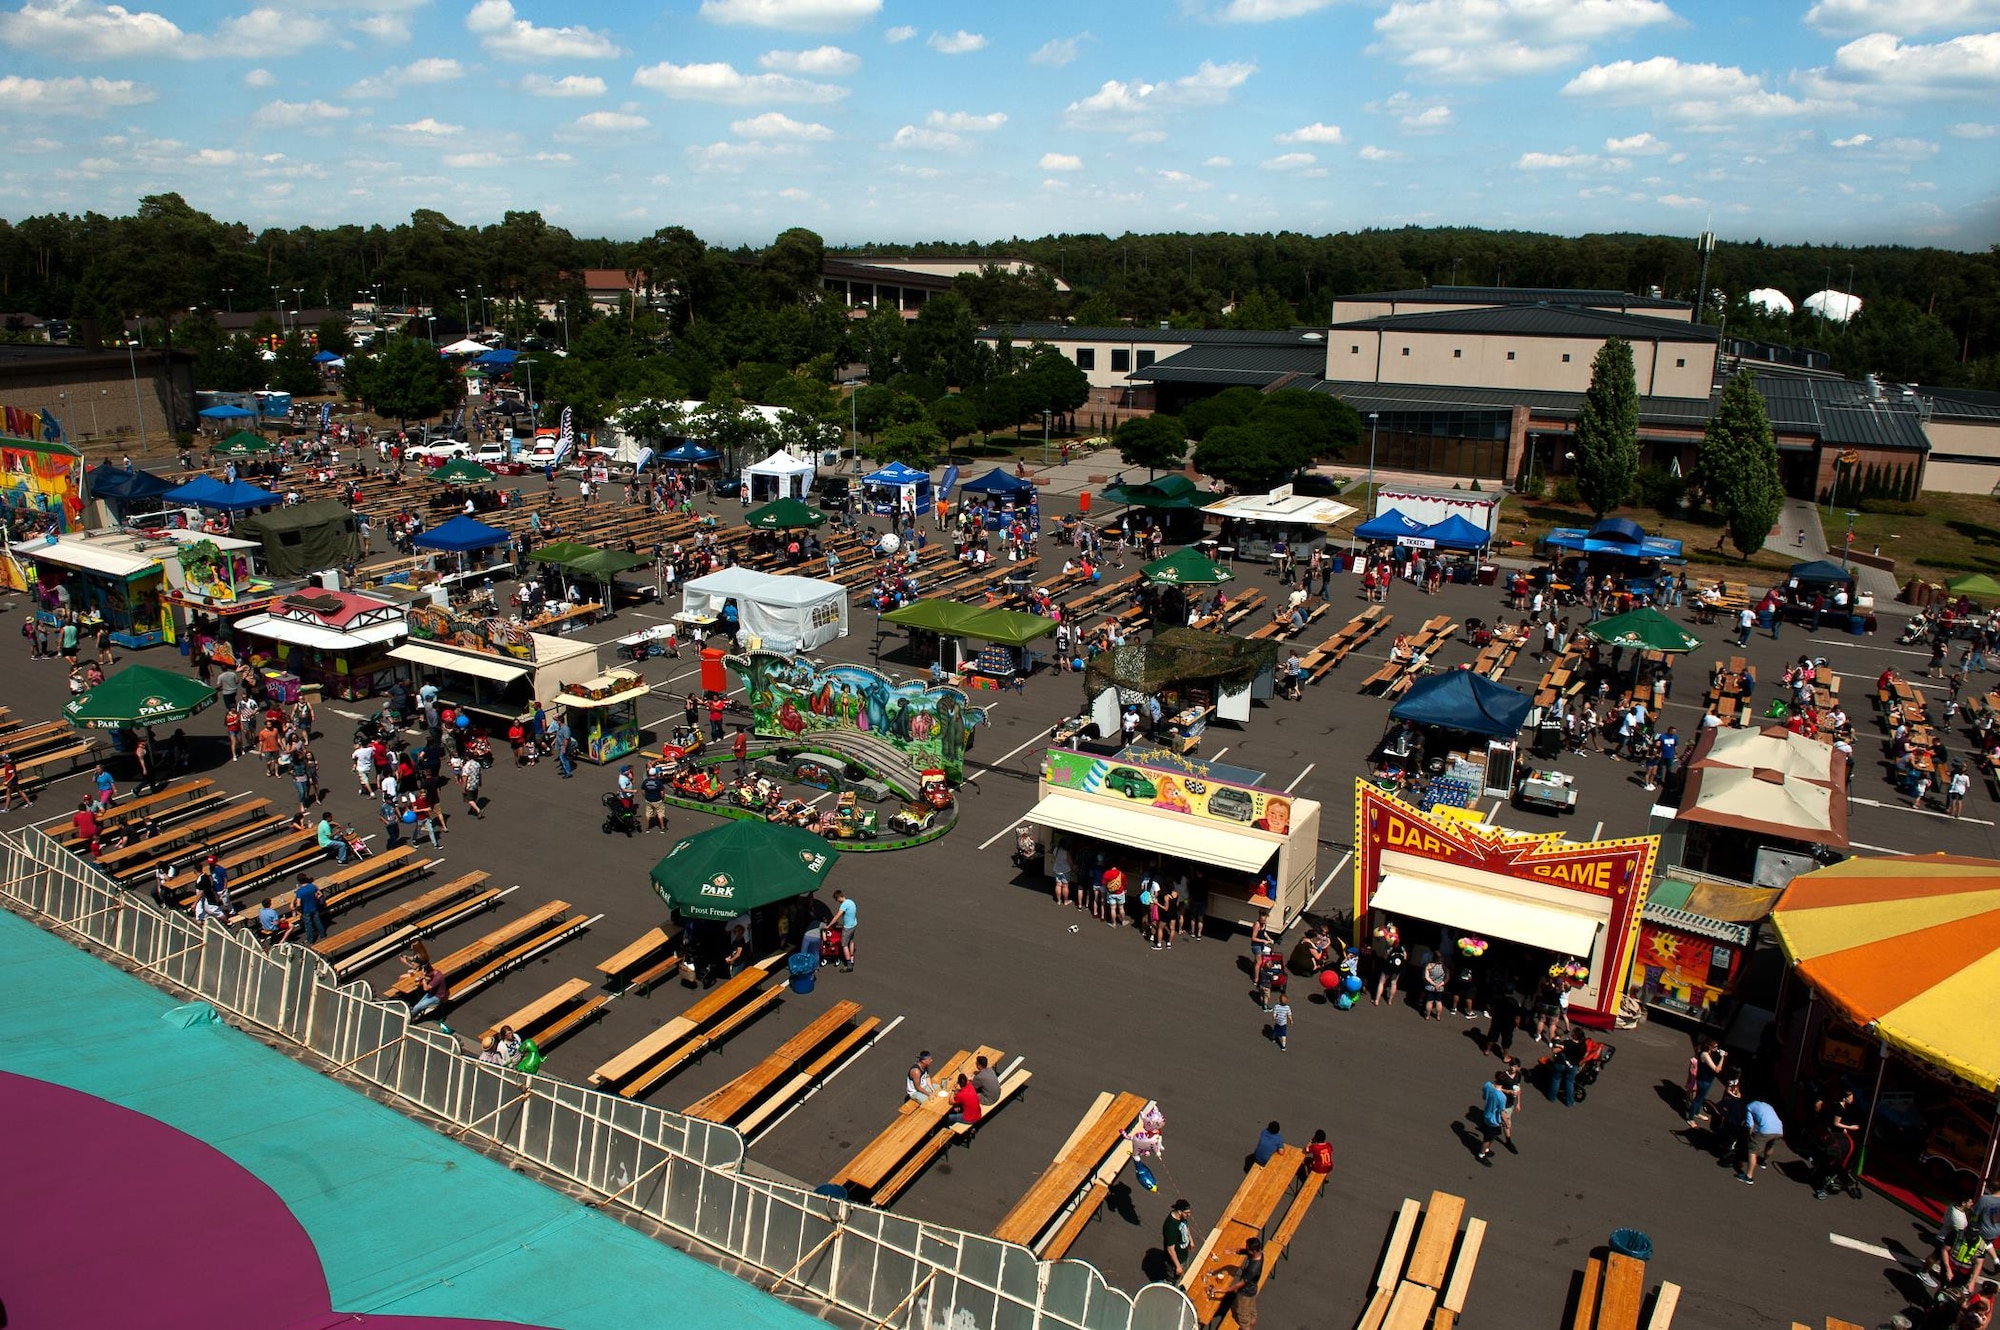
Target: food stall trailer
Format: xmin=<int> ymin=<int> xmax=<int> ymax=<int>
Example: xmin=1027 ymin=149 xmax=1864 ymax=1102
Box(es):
xmin=1352 ymin=780 xmax=1660 ymax=1028
xmin=861 ymin=461 xmax=933 ymax=517
xmin=1201 ymin=485 xmax=1356 ymax=563
xmin=83 ymin=464 xmax=180 ymax=530
xmin=232 ymin=588 xmax=409 ymax=702
xmin=1371 ymin=485 xmax=1501 ymax=541
xmin=1633 ymin=869 xmax=1775 ymax=1026
xmin=19 ymin=529 xmax=178 ymax=649
xmin=389 ymin=603 xmax=600 ymax=727
xmin=1031 ymin=747 xmax=1322 ymax=932
xmin=557 ymin=666 xmax=652 ymax=765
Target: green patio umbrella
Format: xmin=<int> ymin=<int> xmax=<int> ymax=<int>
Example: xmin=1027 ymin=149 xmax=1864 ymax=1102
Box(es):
xmin=1141 ymin=547 xmax=1233 ymax=587
xmin=213 ymin=430 xmax=272 ymax=456
xmin=428 ymin=457 xmax=496 ymax=484
xmin=649 ymin=820 xmax=841 ymax=921
xmin=1947 ymin=573 xmax=2000 ymax=602
xmin=62 ymin=665 xmax=217 ymax=730
xmin=1584 ymin=606 xmax=1703 ymax=654
xmin=744 ymin=496 xmax=826 ymax=530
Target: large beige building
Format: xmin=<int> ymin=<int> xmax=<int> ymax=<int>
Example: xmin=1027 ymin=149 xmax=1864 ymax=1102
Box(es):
xmin=1919 ymin=386 xmax=2000 ymax=494
xmin=0 ymin=344 xmax=194 ymax=452
xmin=1329 ymin=285 xmax=1693 ymax=324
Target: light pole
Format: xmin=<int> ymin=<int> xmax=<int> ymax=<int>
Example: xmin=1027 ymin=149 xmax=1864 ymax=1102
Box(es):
xmin=1365 ymin=411 xmax=1380 ymax=511
xmin=292 ymin=288 xmax=304 ymax=330
xmin=222 ymin=287 xmax=234 ymax=313
xmin=1522 ymin=430 xmax=1538 ymax=494
xmin=1843 ymin=511 xmax=1858 ymax=569
xmin=56 ymin=390 xmax=70 ymax=441
xmin=90 ymin=390 xmax=104 ymax=438
xmin=459 ymin=288 xmax=470 ymax=337
xmin=125 ymin=339 xmax=149 ymax=451
xmin=558 ymin=299 xmax=569 ymax=350
xmin=1042 ymin=409 xmax=1051 ymax=467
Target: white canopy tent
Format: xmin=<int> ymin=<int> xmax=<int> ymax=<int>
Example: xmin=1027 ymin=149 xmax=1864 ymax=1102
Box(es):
xmin=681 ymin=566 xmax=848 ymax=652
xmin=442 ymin=338 xmax=491 ymax=355
xmin=745 ymin=448 xmax=815 ymax=503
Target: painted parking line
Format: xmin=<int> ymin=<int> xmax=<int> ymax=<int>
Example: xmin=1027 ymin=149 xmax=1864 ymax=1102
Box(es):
xmin=1284 ymin=762 xmax=1315 ymax=794
xmin=963 ymin=729 xmax=1048 ymax=785
xmin=1304 ymin=852 xmax=1351 ymax=914
xmin=977 ymin=814 xmax=1028 ymax=851
xmin=1848 ymin=839 xmax=1910 ymax=855
xmin=1828 ymin=1232 xmax=1897 ymax=1262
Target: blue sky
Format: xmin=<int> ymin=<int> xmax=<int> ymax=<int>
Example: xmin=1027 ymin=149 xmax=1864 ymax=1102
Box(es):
xmin=0 ymin=0 xmax=1994 ymax=248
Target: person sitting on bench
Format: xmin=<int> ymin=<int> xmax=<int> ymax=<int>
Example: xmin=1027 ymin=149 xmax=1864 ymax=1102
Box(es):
xmin=945 ymin=1073 xmax=983 ymax=1126
xmin=255 ymin=897 xmax=295 ymax=946
xmin=905 ymin=1051 xmax=937 ymax=1104
xmin=971 ymin=1055 xmax=1001 ymax=1105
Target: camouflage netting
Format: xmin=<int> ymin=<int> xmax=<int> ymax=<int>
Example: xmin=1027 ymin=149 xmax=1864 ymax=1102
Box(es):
xmin=1083 ymin=627 xmax=1279 ymax=701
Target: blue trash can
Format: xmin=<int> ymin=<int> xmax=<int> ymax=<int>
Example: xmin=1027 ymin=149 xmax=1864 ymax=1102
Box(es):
xmin=1608 ymin=1228 xmax=1653 ymax=1261
xmin=1851 ymin=615 xmax=1866 ymax=637
xmin=787 ymin=952 xmax=817 ymax=995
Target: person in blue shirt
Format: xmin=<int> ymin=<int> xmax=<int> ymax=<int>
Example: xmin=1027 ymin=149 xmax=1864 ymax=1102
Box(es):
xmin=1738 ymin=1100 xmax=1785 ymax=1184
xmin=1252 ymin=1121 xmax=1285 ymax=1167
xmin=293 ymin=873 xmax=329 ymax=945
xmin=1477 ymin=1077 xmax=1509 ymax=1165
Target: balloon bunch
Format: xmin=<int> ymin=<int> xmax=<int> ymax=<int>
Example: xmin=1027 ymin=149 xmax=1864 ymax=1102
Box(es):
xmin=1457 ymin=936 xmax=1489 ymax=958
xmin=1548 ymin=957 xmax=1591 ymax=989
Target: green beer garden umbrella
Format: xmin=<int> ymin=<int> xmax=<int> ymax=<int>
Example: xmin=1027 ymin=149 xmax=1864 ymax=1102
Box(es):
xmin=744 ymin=496 xmax=825 ymax=531
xmin=428 ymin=457 xmax=496 ymax=484
xmin=213 ymin=430 xmax=272 ymax=456
xmin=1583 ymin=606 xmax=1702 ymax=654
xmin=649 ymin=820 xmax=841 ymax=921
xmin=63 ymin=665 xmax=218 ymax=730
xmin=1946 ymin=573 xmax=2000 ymax=603
xmin=1141 ymin=547 xmax=1233 ymax=587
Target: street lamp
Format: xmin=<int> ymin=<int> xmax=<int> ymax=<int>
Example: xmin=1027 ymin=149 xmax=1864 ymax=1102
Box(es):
xmin=1522 ymin=431 xmax=1538 ymax=495
xmin=1366 ymin=411 xmax=1380 ymax=510
xmin=557 ymin=299 xmax=569 ymax=350
xmin=125 ymin=339 xmax=149 ymax=451
xmin=459 ymin=288 xmax=470 ymax=336
xmin=1042 ymin=409 xmax=1052 ymax=467
xmin=221 ymin=287 xmax=234 ymax=313
xmin=292 ymin=288 xmax=304 ymax=330
xmin=56 ymin=390 xmax=70 ymax=441
xmin=90 ymin=390 xmax=104 ymax=439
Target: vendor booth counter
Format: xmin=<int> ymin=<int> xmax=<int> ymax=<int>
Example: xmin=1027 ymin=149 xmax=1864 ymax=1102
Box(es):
xmin=1032 ymin=747 xmax=1321 ymax=931
xmin=557 ymin=666 xmax=652 ymax=765
xmin=390 ymin=606 xmax=600 ymax=728
xmin=233 ymin=589 xmax=408 ymax=702
xmin=1202 ymin=485 xmax=1357 ymax=562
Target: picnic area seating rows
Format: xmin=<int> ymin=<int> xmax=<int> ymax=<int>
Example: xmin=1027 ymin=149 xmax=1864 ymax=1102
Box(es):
xmin=1303 ymin=606 xmax=1392 ymax=683
xmin=991 ymin=1091 xmax=1147 ymax=1257
xmin=1359 ymin=616 xmax=1458 ymax=699
xmin=1355 ymin=1190 xmax=1484 ymax=1330
xmin=376 ymin=898 xmax=597 ymax=1008
xmin=1 ymin=714 xmax=110 ymax=788
xmin=39 ymin=777 xmax=220 ymax=850
xmin=590 ymin=957 xmax=784 ymax=1099
xmin=1182 ymin=1144 xmax=1323 ymax=1330
xmin=310 ymin=872 xmax=506 ymax=979
xmin=1532 ymin=640 xmax=1590 ymax=710
xmin=831 ymin=1044 xmax=1031 ymax=1206
xmin=682 ymin=999 xmax=881 ymax=1136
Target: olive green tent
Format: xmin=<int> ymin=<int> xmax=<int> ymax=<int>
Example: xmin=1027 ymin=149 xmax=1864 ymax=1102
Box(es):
xmin=882 ymin=599 xmax=1058 ymax=646
xmin=1947 ymin=573 xmax=2000 ymax=603
xmin=563 ymin=547 xmax=650 ymax=580
xmin=230 ymin=499 xmax=363 ymax=579
xmin=528 ymin=541 xmax=596 ymax=568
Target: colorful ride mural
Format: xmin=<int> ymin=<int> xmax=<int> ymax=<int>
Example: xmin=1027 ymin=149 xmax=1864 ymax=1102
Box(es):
xmin=726 ymin=650 xmax=987 ymax=781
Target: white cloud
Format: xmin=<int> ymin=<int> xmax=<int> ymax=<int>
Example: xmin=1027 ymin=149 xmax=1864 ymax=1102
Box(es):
xmin=1219 ymin=0 xmax=1340 ymax=17
xmin=571 ymin=110 xmax=649 ymax=131
xmin=1358 ymin=144 xmax=1402 ymax=160
xmin=928 ymin=29 xmax=987 ymax=54
xmin=1064 ymin=60 xmax=1255 ymax=130
xmin=699 ymin=0 xmax=881 ymax=29
xmin=187 ymin=147 xmax=246 ymax=167
xmin=253 ymin=99 xmax=352 ymax=127
xmin=1154 ymin=168 xmax=1209 ymax=188
xmin=926 ymin=110 xmax=1006 ymax=132
xmin=1030 ymin=33 xmax=1089 ymax=66
xmin=1605 ymin=130 xmax=1667 ymax=153
xmin=13 ymin=136 xmax=61 ymax=151
xmin=347 ymin=58 xmax=463 ymax=98
xmin=0 ymin=0 xmax=190 ymax=60
xmin=353 ymin=12 xmax=411 ymax=42
xmin=0 ymin=74 xmax=152 ymax=115
xmin=1832 ymin=132 xmax=1873 ymax=147
xmin=633 ymin=60 xmax=847 ymax=103
xmin=391 ymin=117 xmax=463 ymax=137
xmin=531 ymin=151 xmax=573 ymax=162
xmin=466 ymin=0 xmax=619 ymax=61
xmin=1039 ymin=151 xmax=1084 ymax=170
xmin=244 ymin=68 xmax=276 ymax=88
xmin=1805 ymin=0 xmax=2000 ymax=35
xmin=1203 ymin=154 xmax=1232 ymax=166
xmin=1261 ymin=151 xmax=1317 ymax=169
xmin=1818 ymin=32 xmax=2000 ymax=94
xmin=1129 ymin=129 xmax=1168 ymax=143
xmin=1656 ymin=192 xmax=1706 ymax=207
xmin=1517 ymin=149 xmax=1599 ymax=168
xmin=1367 ymin=90 xmax=1453 ymax=131
xmin=444 ymin=151 xmax=504 ymax=168
xmin=522 ymin=73 xmax=608 ymax=97
xmin=1276 ymin=121 xmax=1343 ymax=143
xmin=886 ymin=124 xmax=962 ymax=150
xmin=1564 ymin=56 xmax=1852 ymax=122
xmin=758 ymin=45 xmax=860 ymax=74
xmin=1951 ymin=121 xmax=2000 ymax=136
xmin=685 ymin=139 xmax=799 ymax=171
xmin=778 ymin=186 xmax=810 ymax=200
xmin=216 ymin=8 xmax=332 ymax=54
xmin=1372 ymin=0 xmax=1677 ymax=80
xmin=732 ymin=111 xmax=833 ymax=138
xmin=884 ymin=24 xmax=916 ymax=42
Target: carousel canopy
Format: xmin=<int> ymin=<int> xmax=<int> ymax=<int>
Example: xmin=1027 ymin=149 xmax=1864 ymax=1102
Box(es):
xmin=1678 ymin=763 xmax=1848 ymax=849
xmin=410 ymin=513 xmax=509 ymax=553
xmin=1773 ymin=854 xmax=2000 ymax=1090
xmin=1388 ymin=668 xmax=1532 ymax=738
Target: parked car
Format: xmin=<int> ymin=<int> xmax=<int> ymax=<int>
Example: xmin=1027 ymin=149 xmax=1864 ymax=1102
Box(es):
xmin=408 ymin=439 xmax=469 ymax=463
xmin=711 ymin=475 xmax=744 ymax=499
xmin=469 ymin=442 xmax=510 ymax=467
xmin=815 ymin=476 xmax=852 ymax=511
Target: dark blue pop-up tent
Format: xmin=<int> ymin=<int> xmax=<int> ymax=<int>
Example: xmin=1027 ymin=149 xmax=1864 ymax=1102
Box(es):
xmin=1414 ymin=514 xmax=1492 ymax=551
xmin=475 ymin=348 xmax=520 ymax=368
xmin=162 ymin=475 xmax=281 ymax=512
xmin=959 ymin=467 xmax=1036 ymax=496
xmin=1355 ymin=508 xmax=1426 ymax=542
xmin=85 ymin=465 xmax=178 ymax=502
xmin=410 ymin=513 xmax=509 ymax=553
xmin=1390 ymin=669 xmax=1533 ymax=738
xmin=661 ymin=441 xmax=718 ymax=463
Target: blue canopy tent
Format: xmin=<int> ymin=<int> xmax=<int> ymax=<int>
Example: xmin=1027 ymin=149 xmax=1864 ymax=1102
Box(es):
xmin=1412 ymin=513 xmax=1492 ymax=552
xmin=959 ymin=468 xmax=1036 ymax=497
xmin=862 ymin=461 xmax=933 ymax=516
xmin=162 ymin=475 xmax=281 ymax=512
xmin=410 ymin=513 xmax=509 ymax=554
xmin=1354 ymin=508 xmax=1427 ymax=542
xmin=197 ymin=404 xmax=255 ymax=422
xmin=474 ymin=349 xmax=519 ymax=369
xmin=661 ymin=441 xmax=718 ymax=464
xmin=1389 ymin=669 xmax=1533 ymax=738
xmin=85 ymin=465 xmax=178 ymax=503
xmin=1543 ymin=516 xmax=1684 ymax=561
xmin=311 ymin=350 xmax=341 ymax=364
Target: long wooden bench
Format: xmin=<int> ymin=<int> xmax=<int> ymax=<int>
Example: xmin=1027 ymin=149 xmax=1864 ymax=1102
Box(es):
xmin=733 ymin=1009 xmax=886 ymax=1140
xmin=1355 ymin=1191 xmax=1484 ymax=1330
xmin=16 ymin=736 xmax=112 ymax=787
xmin=94 ymin=797 xmax=274 ymax=876
xmin=41 ymin=778 xmax=219 ymax=848
xmin=595 ymin=924 xmax=685 ymax=995
xmin=316 ymin=845 xmax=434 ymax=914
xmin=209 ymin=830 xmax=326 ymax=900
xmin=1572 ymin=1249 xmax=1680 ymax=1330
xmin=480 ymin=976 xmax=612 ymax=1052
xmin=312 ymin=872 xmax=507 ymax=977
xmin=833 ymin=1045 xmax=1001 ymax=1201
xmin=683 ymin=999 xmax=877 ymax=1128
xmin=1184 ymin=1145 xmax=1306 ymax=1325
xmin=992 ymin=1091 xmax=1147 ymax=1254
xmin=589 ymin=959 xmax=781 ymax=1098
xmin=379 ymin=900 xmax=589 ymax=1003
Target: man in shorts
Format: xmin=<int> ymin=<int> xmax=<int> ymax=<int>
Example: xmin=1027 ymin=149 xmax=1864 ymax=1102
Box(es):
xmin=1476 ymin=1075 xmax=1508 ymax=1165
xmin=1738 ymin=1099 xmax=1784 ymax=1184
xmin=641 ymin=763 xmax=669 ymax=833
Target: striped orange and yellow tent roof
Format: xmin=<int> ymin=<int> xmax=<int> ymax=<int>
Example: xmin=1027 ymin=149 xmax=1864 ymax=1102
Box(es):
xmin=1773 ymin=854 xmax=2000 ymax=1091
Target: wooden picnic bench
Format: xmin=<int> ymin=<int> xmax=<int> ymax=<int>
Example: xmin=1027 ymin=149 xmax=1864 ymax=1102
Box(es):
xmin=479 ymin=976 xmax=612 ymax=1052
xmin=41 ymin=777 xmax=220 ymax=849
xmin=833 ymin=1045 xmax=1019 ymax=1204
xmin=682 ymin=999 xmax=880 ymax=1131
xmin=95 ymin=798 xmax=276 ymax=878
xmin=1355 ymin=1191 xmax=1484 ymax=1330
xmin=992 ymin=1091 xmax=1147 ymax=1255
xmin=589 ymin=958 xmax=783 ymax=1099
xmin=311 ymin=872 xmax=506 ymax=978
xmin=1572 ymin=1249 xmax=1678 ymax=1330
xmin=16 ymin=734 xmax=113 ymax=787
xmin=379 ymin=900 xmax=594 ymax=1006
xmin=1183 ymin=1144 xmax=1309 ymax=1326
xmin=315 ymin=845 xmax=435 ymax=915
xmin=595 ymin=924 xmax=686 ymax=995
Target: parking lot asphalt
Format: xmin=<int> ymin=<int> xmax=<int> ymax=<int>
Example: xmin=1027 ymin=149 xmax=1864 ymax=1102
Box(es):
xmin=4 ymin=489 xmax=1987 ymax=1330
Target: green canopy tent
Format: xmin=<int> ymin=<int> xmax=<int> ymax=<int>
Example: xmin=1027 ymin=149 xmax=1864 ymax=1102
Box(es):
xmin=744 ymin=496 xmax=826 ymax=531
xmin=1947 ymin=573 xmax=2000 ymax=603
xmin=212 ymin=430 xmax=272 ymax=456
xmin=527 ymin=541 xmax=597 ymax=569
xmin=1583 ymin=606 xmax=1703 ymax=654
xmin=1100 ymin=474 xmax=1216 ymax=542
xmin=649 ymin=820 xmax=841 ymax=921
xmin=1141 ymin=547 xmax=1233 ymax=587
xmin=62 ymin=665 xmax=217 ymax=730
xmin=564 ymin=547 xmax=650 ymax=580
xmin=428 ymin=457 xmax=496 ymax=485
xmin=230 ymin=499 xmax=364 ymax=579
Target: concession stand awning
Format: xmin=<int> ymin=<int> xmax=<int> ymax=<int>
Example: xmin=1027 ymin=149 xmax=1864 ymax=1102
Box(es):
xmin=1371 ymin=870 xmax=1604 ymax=958
xmin=390 ymin=642 xmax=528 ymax=683
xmin=1026 ymin=790 xmax=1279 ymax=874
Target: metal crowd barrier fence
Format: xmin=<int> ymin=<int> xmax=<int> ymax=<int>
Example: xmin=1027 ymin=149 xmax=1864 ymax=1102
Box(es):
xmin=0 ymin=827 xmax=1198 ymax=1330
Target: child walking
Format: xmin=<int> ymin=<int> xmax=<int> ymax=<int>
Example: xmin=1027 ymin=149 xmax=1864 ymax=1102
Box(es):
xmin=1271 ymin=997 xmax=1292 ymax=1051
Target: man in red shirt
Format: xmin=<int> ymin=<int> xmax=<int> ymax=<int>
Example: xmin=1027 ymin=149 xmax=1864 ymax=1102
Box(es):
xmin=71 ymin=798 xmax=101 ymax=855
xmin=946 ymin=1073 xmax=982 ymax=1126
xmin=733 ymin=727 xmax=749 ymax=777
xmin=1306 ymin=1128 xmax=1333 ymax=1177
xmin=707 ymin=695 xmax=726 ymax=742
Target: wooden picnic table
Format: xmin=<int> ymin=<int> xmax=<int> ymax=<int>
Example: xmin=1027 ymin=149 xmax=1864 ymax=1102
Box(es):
xmin=832 ymin=1045 xmax=1001 ymax=1197
xmin=992 ymin=1091 xmax=1147 ymax=1250
xmin=589 ymin=958 xmax=778 ymax=1092
xmin=1182 ymin=1145 xmax=1304 ymax=1322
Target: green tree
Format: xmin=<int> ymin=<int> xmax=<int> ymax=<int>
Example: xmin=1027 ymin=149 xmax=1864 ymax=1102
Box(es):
xmin=346 ymin=333 xmax=455 ymax=424
xmin=928 ymin=394 xmax=980 ymax=451
xmin=1698 ymin=371 xmax=1785 ymax=558
xmin=1573 ymin=337 xmax=1640 ymax=518
xmin=854 ymin=304 xmax=907 ymax=382
xmin=315 ymin=316 xmax=354 ymax=357
xmin=1225 ymin=287 xmax=1296 ymax=331
xmin=1115 ymin=414 xmax=1187 ymax=476
xmin=691 ymin=397 xmax=773 ymax=471
xmin=1070 ymin=290 xmax=1121 ymax=328
xmin=868 ymin=419 xmax=944 ymax=468
xmin=1022 ymin=346 xmax=1089 ymax=422
xmin=1251 ymin=388 xmax=1361 ymax=461
xmin=1181 ymin=386 xmax=1262 ymax=440
xmin=1193 ymin=423 xmax=1292 ymax=491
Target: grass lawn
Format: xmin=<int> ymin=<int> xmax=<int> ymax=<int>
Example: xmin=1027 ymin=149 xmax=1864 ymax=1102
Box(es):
xmin=1840 ymin=492 xmax=2000 ymax=583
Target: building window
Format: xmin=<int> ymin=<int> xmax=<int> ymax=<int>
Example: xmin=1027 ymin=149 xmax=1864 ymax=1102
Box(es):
xmin=1675 ymin=357 xmax=1686 ymax=368
xmin=1401 ymin=346 xmax=1411 ymax=357
xmin=1136 ymin=349 xmax=1155 ymax=370
xmin=1351 ymin=345 xmax=1360 ymax=354
xmin=1562 ymin=353 xmax=1571 ymax=363
xmin=1506 ymin=351 xmax=1516 ymax=361
xmin=1075 ymin=348 xmax=1096 ymax=371
xmin=1453 ymin=349 xmax=1462 ymax=359
xmin=1111 ymin=349 xmax=1131 ymax=372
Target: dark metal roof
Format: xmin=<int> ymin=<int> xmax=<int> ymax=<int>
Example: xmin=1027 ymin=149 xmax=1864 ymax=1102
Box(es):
xmin=823 ymin=259 xmax=955 ymax=290
xmin=1921 ymin=385 xmax=2000 ymax=423
xmin=1128 ymin=343 xmax=1327 ymax=386
xmin=1331 ymin=303 xmax=1719 ymax=343
xmin=1311 ymin=379 xmax=1716 ymax=428
xmin=1343 ymin=285 xmax=1690 ymax=312
xmin=980 ymin=322 xmax=1325 ymax=347
xmin=1749 ymin=371 xmax=1929 ymax=450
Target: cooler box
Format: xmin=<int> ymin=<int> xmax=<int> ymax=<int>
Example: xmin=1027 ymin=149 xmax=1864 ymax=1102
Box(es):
xmin=700 ymin=647 xmax=728 ymax=694
xmin=265 ymin=673 xmax=301 ymax=705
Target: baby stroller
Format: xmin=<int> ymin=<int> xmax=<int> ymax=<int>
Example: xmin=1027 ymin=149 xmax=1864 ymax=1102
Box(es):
xmin=601 ymin=791 xmax=639 ymax=837
xmin=1012 ymin=824 xmax=1040 ymax=869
